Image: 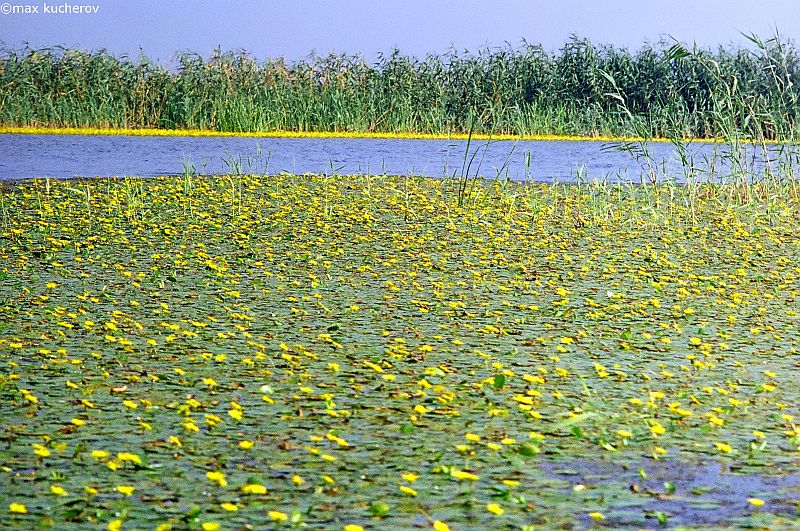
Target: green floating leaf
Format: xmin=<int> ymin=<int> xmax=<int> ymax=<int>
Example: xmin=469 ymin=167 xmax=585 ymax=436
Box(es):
xmin=493 ymin=374 xmax=506 ymax=389
xmin=518 ymin=443 xmax=539 ymax=457
xmin=368 ymin=501 xmax=390 ymax=517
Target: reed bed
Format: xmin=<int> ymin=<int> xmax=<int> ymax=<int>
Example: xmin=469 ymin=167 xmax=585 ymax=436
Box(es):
xmin=2 ymin=34 xmax=800 ymax=138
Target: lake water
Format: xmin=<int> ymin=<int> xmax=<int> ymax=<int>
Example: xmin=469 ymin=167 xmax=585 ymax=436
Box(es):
xmin=0 ymin=133 xmax=793 ymax=182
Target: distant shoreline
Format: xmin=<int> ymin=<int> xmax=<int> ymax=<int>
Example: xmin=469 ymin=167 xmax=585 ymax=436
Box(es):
xmin=4 ymin=39 xmax=799 ymax=143
xmin=0 ymin=126 xmax=768 ymax=144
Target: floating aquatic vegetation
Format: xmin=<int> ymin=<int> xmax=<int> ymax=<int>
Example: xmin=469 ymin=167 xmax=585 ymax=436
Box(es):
xmin=1 ymin=174 xmax=799 ymax=529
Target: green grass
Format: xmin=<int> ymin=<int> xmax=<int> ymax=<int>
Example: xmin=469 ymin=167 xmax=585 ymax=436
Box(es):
xmin=2 ymin=33 xmax=800 ymax=138
xmin=1 ymin=172 xmax=800 ymax=529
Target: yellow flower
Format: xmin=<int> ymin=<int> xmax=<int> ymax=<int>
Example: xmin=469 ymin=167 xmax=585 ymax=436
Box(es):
xmin=108 ymin=520 xmax=123 ymax=531
xmin=268 ymin=510 xmax=288 ymax=522
xmin=33 ymin=444 xmax=51 ymax=457
xmin=451 ymin=469 xmax=479 ymax=481
xmin=50 ymin=485 xmax=68 ymax=496
xmin=399 ymin=485 xmax=417 ymax=496
xmin=486 ymin=503 xmax=504 ymax=515
xmin=432 ymin=522 xmax=450 ymax=531
xmin=8 ymin=502 xmax=27 ymax=514
xmin=239 ymin=440 xmax=254 ymax=449
xmin=714 ymin=442 xmax=733 ymax=453
xmin=115 ymin=485 xmax=135 ymax=496
xmin=206 ymin=471 xmax=227 ymax=487
xmin=116 ymin=452 xmax=142 ymax=464
xmin=343 ymin=526 xmax=364 ymax=531
xmin=401 ymin=472 xmax=418 ymax=483
xmin=220 ymin=502 xmax=238 ymax=512
xmin=201 ymin=523 xmax=220 ymax=531
xmin=589 ymin=512 xmax=606 ymax=521
xmin=241 ymin=483 xmax=267 ymax=495
xmin=326 ymin=433 xmax=350 ymax=446
xmin=748 ymin=498 xmax=765 ymax=508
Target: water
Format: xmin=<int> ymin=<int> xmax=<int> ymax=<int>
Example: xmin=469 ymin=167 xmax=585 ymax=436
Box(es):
xmin=542 ymin=458 xmax=800 ymax=528
xmin=0 ymin=133 xmax=795 ymax=182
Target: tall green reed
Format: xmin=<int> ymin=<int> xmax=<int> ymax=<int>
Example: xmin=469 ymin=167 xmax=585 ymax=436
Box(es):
xmin=3 ymin=36 xmax=800 ymax=137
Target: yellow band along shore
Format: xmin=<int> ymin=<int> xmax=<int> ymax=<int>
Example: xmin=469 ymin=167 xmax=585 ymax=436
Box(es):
xmin=2 ymin=126 xmax=781 ymax=143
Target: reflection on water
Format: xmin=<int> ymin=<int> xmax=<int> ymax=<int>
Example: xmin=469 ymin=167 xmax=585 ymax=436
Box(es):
xmin=542 ymin=458 xmax=800 ymax=527
xmin=1 ymin=134 xmax=798 ymax=182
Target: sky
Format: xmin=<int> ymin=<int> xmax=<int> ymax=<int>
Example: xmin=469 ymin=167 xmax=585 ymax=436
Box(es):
xmin=0 ymin=0 xmax=798 ymax=64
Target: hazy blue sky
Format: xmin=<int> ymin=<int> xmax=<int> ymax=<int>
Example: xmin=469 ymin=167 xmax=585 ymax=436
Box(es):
xmin=0 ymin=0 xmax=797 ymax=63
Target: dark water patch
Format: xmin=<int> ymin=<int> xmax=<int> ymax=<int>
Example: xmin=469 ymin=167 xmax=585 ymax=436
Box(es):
xmin=541 ymin=457 xmax=800 ymax=528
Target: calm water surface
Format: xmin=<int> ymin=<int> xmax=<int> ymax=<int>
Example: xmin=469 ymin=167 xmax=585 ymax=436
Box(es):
xmin=0 ymin=134 xmax=791 ymax=182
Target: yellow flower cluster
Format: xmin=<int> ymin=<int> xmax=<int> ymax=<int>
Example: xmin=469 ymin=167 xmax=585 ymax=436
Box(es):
xmin=2 ymin=173 xmax=797 ymax=529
